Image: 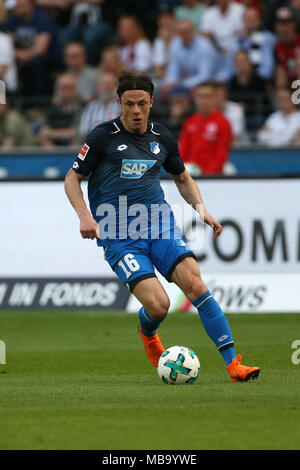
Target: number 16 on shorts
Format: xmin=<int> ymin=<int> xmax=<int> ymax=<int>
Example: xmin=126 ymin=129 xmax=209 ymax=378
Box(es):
xmin=117 ymin=254 xmax=141 ymax=280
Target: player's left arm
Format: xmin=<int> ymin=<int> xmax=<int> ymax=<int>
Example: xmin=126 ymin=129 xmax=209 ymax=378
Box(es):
xmin=172 ymin=169 xmax=222 ymax=239
xmin=162 ymin=129 xmax=222 ymax=239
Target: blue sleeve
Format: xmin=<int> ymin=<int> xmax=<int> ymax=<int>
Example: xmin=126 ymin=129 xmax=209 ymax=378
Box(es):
xmin=72 ymin=127 xmax=104 ymax=177
xmin=161 ymin=127 xmax=185 ymax=175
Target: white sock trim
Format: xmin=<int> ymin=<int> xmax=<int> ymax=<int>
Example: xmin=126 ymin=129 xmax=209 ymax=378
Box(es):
xmin=195 ymin=295 xmax=212 ymax=309
xmin=217 ymin=341 xmax=234 ymax=350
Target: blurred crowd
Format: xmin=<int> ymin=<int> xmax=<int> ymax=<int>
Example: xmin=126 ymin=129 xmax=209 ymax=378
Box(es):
xmin=0 ymin=0 xmax=300 ymax=173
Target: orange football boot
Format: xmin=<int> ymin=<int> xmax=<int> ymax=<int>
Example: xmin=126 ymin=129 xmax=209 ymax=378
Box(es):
xmin=226 ymin=354 xmax=260 ymax=382
xmin=138 ymin=324 xmax=165 ymax=367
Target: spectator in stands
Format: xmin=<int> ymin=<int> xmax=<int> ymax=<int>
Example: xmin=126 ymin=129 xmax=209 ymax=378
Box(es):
xmin=200 ymin=0 xmax=245 ymax=80
xmin=179 ymin=82 xmax=233 ymax=174
xmin=227 ymin=7 xmax=276 ymax=81
xmin=201 ymin=0 xmax=245 ymax=50
xmin=35 ymin=0 xmax=72 ymax=30
xmin=152 ymin=9 xmax=177 ymax=82
xmin=151 ymin=85 xmax=194 ymax=139
xmin=59 ymin=0 xmax=114 ymax=66
xmin=78 ymin=72 xmax=120 ymax=141
xmin=257 ymin=87 xmax=300 ymax=147
xmin=37 ymin=73 xmax=82 ymax=147
xmin=274 ymin=7 xmax=300 ymax=87
xmin=5 ymin=0 xmax=61 ymax=105
xmin=288 ymin=0 xmax=300 ymax=33
xmin=118 ymin=16 xmax=152 ymax=73
xmin=0 ymin=102 xmax=34 ymax=147
xmin=215 ymin=82 xmax=249 ymax=144
xmin=228 ymin=49 xmax=270 ymax=134
xmin=294 ymin=0 xmax=300 ymax=32
xmin=260 ymin=0 xmax=287 ymax=32
xmin=100 ymin=0 xmax=123 ymax=29
xmin=117 ymin=0 xmax=159 ymax=40
xmin=0 ymin=30 xmax=17 ymax=94
xmin=63 ymin=42 xmax=98 ymax=105
xmin=235 ymin=0 xmax=263 ymax=16
xmin=165 ymin=19 xmax=218 ymax=89
xmin=0 ymin=1 xmax=8 ymax=24
xmin=174 ymin=0 xmax=207 ymax=31
xmin=296 ymin=44 xmax=300 ymax=77
xmin=99 ymin=46 xmax=123 ymax=78
xmin=158 ymin=0 xmax=180 ymax=10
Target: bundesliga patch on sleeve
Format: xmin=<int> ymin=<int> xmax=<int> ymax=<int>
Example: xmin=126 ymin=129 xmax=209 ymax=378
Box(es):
xmin=78 ymin=143 xmax=90 ymax=161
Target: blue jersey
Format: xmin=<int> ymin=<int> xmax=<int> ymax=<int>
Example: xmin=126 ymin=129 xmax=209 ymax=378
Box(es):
xmin=72 ymin=117 xmax=185 ymax=247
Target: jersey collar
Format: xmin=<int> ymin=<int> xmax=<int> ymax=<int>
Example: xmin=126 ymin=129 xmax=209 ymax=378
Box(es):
xmin=116 ymin=116 xmax=151 ymax=136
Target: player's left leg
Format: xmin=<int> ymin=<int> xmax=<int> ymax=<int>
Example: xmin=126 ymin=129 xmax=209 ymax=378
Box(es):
xmin=170 ymin=256 xmax=236 ymax=365
xmin=170 ymin=257 xmax=260 ymax=381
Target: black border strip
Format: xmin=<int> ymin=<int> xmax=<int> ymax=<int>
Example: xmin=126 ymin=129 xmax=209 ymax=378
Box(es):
xmin=128 ymin=273 xmax=157 ymax=293
xmin=2 ymin=174 xmax=300 ymax=182
xmin=218 ymin=342 xmax=235 ymax=352
xmin=0 ymin=144 xmax=299 ymax=155
xmin=165 ymin=252 xmax=196 ymax=282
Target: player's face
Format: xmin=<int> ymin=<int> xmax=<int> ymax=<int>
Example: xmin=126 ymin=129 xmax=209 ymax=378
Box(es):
xmin=119 ymin=90 xmax=153 ymax=135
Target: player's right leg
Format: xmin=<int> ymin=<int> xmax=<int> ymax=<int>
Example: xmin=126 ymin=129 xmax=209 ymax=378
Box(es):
xmin=103 ymin=239 xmax=168 ymax=367
xmin=132 ymin=277 xmax=169 ymax=367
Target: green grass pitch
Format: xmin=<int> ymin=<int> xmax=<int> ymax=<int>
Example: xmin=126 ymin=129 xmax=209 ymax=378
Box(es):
xmin=0 ymin=311 xmax=300 ymax=450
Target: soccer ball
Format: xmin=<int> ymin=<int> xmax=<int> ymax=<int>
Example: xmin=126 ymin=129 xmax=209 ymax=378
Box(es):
xmin=157 ymin=346 xmax=200 ymax=385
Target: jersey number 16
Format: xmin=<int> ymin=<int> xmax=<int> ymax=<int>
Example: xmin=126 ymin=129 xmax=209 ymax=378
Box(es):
xmin=117 ymin=254 xmax=141 ymax=279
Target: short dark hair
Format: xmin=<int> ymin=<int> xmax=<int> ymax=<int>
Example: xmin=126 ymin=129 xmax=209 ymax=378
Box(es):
xmin=117 ymin=71 xmax=154 ymax=99
xmin=235 ymin=49 xmax=250 ymax=60
xmin=214 ymin=82 xmax=228 ymax=91
xmin=195 ymin=81 xmax=216 ymax=90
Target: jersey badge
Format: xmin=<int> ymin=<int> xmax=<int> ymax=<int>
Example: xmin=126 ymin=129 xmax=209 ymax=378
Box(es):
xmin=150 ymin=142 xmax=160 ymax=155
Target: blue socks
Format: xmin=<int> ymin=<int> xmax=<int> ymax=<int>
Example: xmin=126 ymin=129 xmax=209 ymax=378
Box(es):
xmin=192 ymin=290 xmax=236 ymax=366
xmin=139 ymin=290 xmax=236 ymax=366
xmin=139 ymin=306 xmax=164 ymax=337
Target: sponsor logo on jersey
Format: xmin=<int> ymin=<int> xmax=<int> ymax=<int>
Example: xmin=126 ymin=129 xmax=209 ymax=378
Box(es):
xmin=72 ymin=161 xmax=79 ymax=170
xmin=120 ymin=159 xmax=156 ymax=179
xmin=117 ymin=144 xmax=128 ymax=151
xmin=150 ymin=142 xmax=160 ymax=154
xmin=78 ymin=143 xmax=90 ymax=161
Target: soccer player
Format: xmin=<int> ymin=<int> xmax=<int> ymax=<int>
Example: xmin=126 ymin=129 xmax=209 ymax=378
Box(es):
xmin=64 ymin=71 xmax=260 ymax=382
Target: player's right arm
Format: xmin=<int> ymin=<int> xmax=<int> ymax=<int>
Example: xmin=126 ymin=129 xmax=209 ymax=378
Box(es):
xmin=64 ymin=127 xmax=103 ymax=240
xmin=64 ymin=169 xmax=99 ymax=240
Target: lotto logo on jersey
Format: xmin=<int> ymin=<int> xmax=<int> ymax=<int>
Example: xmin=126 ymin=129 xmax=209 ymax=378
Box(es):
xmin=120 ymin=159 xmax=156 ymax=179
xmin=78 ymin=143 xmax=90 ymax=161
